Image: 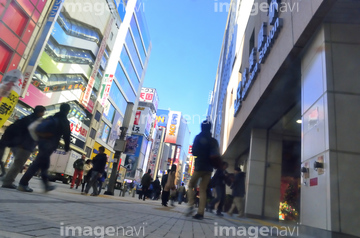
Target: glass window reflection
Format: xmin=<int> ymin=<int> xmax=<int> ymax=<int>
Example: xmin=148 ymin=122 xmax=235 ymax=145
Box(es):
xmin=130 ymin=15 xmax=146 ymax=64
xmin=109 ymin=82 xmax=127 ymax=114
xmin=125 ymin=31 xmax=143 ymax=77
xmin=115 ymin=62 xmax=136 ymax=102
xmin=120 ymin=48 xmax=139 ymax=89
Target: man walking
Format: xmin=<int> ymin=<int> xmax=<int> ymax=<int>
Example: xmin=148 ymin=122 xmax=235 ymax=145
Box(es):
xmin=18 ymin=103 xmax=71 ymax=192
xmin=83 ymin=146 xmax=107 ymax=196
xmin=1 ymin=106 xmax=46 ymax=189
xmin=178 ymin=183 xmax=186 ymax=204
xmin=209 ymin=161 xmax=229 ymax=216
xmin=141 ymin=169 xmax=152 ymax=201
xmin=70 ymin=154 xmax=86 ymax=189
xmin=227 ymin=167 xmax=246 ymax=217
xmin=186 ymin=120 xmax=220 ymax=220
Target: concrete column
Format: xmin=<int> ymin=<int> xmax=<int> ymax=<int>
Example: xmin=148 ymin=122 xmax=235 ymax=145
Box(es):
xmin=245 ymin=129 xmax=267 ymax=216
xmin=301 ymin=23 xmax=360 ymax=237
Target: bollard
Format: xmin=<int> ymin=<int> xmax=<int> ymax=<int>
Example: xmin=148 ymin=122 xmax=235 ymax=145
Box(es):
xmin=132 ymin=189 xmax=135 ymax=197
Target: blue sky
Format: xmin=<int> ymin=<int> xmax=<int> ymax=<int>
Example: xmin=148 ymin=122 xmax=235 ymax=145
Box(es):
xmin=142 ymin=0 xmax=231 ymax=144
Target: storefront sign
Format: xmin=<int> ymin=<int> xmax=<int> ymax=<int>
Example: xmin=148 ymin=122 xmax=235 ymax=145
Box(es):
xmin=234 ymin=0 xmax=283 ymax=116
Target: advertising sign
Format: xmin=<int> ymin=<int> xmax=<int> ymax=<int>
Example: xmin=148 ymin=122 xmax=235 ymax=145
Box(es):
xmin=132 ymin=107 xmax=152 ymax=136
xmin=156 ymin=109 xmax=169 ymax=128
xmin=124 ymin=135 xmax=143 ymax=178
xmin=107 ymin=111 xmax=123 ymax=148
xmin=80 ymin=17 xmax=114 ymax=113
xmin=139 ymin=88 xmax=159 ymax=111
xmin=99 ymin=73 xmax=114 ymax=106
xmin=164 ymin=111 xmax=181 ymax=144
xmin=69 ymin=117 xmax=89 ymax=142
xmin=174 ymin=146 xmax=181 ymax=165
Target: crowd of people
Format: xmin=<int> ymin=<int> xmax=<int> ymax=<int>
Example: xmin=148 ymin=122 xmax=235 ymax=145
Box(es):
xmin=0 ymin=108 xmax=245 ymax=220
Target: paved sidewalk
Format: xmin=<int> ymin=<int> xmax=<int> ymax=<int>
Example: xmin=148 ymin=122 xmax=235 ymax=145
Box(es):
xmin=0 ymin=176 xmax=355 ymax=238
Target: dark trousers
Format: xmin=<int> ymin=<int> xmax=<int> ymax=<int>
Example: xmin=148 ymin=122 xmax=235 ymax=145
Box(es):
xmin=210 ymin=185 xmax=226 ymax=214
xmin=162 ymin=190 xmax=170 ymax=205
xmin=142 ymin=187 xmax=149 ymax=200
xmin=19 ymin=139 xmax=55 ymax=187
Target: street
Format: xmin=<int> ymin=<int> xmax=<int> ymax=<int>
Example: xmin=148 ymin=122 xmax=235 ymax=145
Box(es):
xmin=0 ymin=175 xmax=352 ymax=238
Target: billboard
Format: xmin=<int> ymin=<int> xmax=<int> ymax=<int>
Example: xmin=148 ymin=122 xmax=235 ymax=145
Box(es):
xmin=132 ymin=106 xmax=153 ymax=137
xmin=124 ymin=135 xmax=143 ymax=178
xmin=156 ymin=109 xmax=169 ymax=128
xmin=164 ymin=111 xmax=181 ymax=144
xmin=107 ymin=111 xmax=123 ymax=148
xmin=139 ymin=88 xmax=159 ymax=111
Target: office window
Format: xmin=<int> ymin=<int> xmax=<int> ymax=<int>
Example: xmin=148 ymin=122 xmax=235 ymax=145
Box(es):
xmin=85 ymin=146 xmax=92 ymax=158
xmin=120 ymin=48 xmax=140 ymax=89
xmin=115 ymin=62 xmax=136 ymax=102
xmin=89 ymin=128 xmax=96 ymax=139
xmin=94 ymin=110 xmax=101 ymax=121
xmin=109 ymin=83 xmax=127 ymax=113
xmin=134 ymin=2 xmax=150 ymax=52
xmin=125 ymin=31 xmax=143 ymax=77
xmin=130 ymin=15 xmax=146 ymax=63
xmin=103 ymin=101 xmax=115 ymax=122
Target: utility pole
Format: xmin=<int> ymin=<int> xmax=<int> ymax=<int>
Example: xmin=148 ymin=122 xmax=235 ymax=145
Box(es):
xmin=104 ymin=102 xmax=134 ymax=195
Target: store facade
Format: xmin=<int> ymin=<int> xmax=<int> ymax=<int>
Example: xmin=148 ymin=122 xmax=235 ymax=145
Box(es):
xmin=210 ymin=0 xmax=360 ymax=236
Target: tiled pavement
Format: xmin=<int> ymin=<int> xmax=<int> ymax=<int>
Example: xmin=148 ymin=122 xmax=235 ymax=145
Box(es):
xmin=0 ymin=176 xmax=356 ymax=238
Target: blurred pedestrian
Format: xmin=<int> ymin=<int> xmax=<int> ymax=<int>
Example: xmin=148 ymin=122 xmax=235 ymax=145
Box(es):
xmin=209 ymin=161 xmax=229 ymax=216
xmin=177 ymin=183 xmax=186 ymax=204
xmin=162 ymin=164 xmax=176 ymax=207
xmin=83 ymin=146 xmax=107 ymax=196
xmin=70 ymin=154 xmax=86 ymax=189
xmin=81 ymin=159 xmax=92 ymax=193
xmin=1 ymin=106 xmax=46 ymax=189
xmin=97 ymin=171 xmax=107 ymax=195
xmin=18 ymin=103 xmax=71 ymax=192
xmin=140 ymin=169 xmax=152 ymax=201
xmin=186 ymin=120 xmax=221 ymax=220
xmin=152 ymin=177 xmax=161 ymax=200
xmin=227 ymin=167 xmax=246 ymax=217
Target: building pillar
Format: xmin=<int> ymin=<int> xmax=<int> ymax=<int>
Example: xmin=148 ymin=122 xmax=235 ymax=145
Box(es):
xmin=301 ymin=23 xmax=360 ymax=237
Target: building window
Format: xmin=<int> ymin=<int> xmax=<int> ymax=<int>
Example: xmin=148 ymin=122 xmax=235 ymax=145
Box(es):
xmin=89 ymin=128 xmax=96 ymax=139
xmin=249 ymin=30 xmax=255 ymax=54
xmin=85 ymin=146 xmax=92 ymax=158
xmin=94 ymin=110 xmax=101 ymax=121
xmin=3 ymin=1 xmax=28 ymax=36
xmin=0 ymin=42 xmax=12 ymax=73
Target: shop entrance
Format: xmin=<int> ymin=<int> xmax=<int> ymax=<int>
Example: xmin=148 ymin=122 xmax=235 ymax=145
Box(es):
xmin=269 ymin=104 xmax=301 ymax=221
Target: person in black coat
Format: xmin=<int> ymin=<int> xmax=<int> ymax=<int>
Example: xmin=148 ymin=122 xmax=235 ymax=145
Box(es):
xmin=1 ymin=106 xmax=46 ymax=188
xmin=83 ymin=146 xmax=108 ymax=196
xmin=18 ymin=103 xmax=71 ymax=192
xmin=228 ymin=167 xmax=246 ymax=217
xmin=209 ymin=161 xmax=229 ymax=216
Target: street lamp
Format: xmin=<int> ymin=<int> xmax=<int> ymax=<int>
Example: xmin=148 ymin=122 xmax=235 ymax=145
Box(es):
xmin=104 ymin=102 xmax=134 ymax=196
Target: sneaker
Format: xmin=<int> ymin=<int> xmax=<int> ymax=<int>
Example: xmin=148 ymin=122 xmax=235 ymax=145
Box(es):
xmin=45 ymin=185 xmax=56 ymax=192
xmin=216 ymin=213 xmax=224 ymax=217
xmin=17 ymin=184 xmax=33 ymax=192
xmin=192 ymin=214 xmax=204 ymax=220
xmin=2 ymin=184 xmax=17 ymax=189
xmin=185 ymin=206 xmax=194 ymax=217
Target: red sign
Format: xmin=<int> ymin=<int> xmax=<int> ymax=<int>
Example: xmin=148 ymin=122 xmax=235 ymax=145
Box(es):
xmin=188 ymin=145 xmax=192 ymax=155
xmin=310 ymin=177 xmax=318 ymax=186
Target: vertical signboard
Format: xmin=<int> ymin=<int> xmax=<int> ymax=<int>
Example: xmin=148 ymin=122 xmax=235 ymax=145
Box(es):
xmin=164 ymin=111 xmax=181 ymax=144
xmin=156 ymin=109 xmax=169 ymax=128
xmin=80 ymin=17 xmax=114 ymax=113
xmin=99 ymin=74 xmax=114 ymax=106
xmin=124 ymin=135 xmax=143 ymax=178
xmin=139 ymin=88 xmax=159 ymax=112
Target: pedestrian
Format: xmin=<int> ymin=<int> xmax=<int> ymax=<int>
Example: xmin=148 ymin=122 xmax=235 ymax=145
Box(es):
xmin=161 ymin=170 xmax=170 ymax=191
xmin=70 ymin=154 xmax=86 ymax=189
xmin=18 ymin=103 xmax=71 ymax=192
xmin=81 ymin=159 xmax=92 ymax=193
xmin=186 ymin=120 xmax=221 ymax=220
xmin=162 ymin=164 xmax=176 ymax=207
xmin=227 ymin=167 xmax=246 ymax=217
xmin=83 ymin=146 xmax=107 ymax=196
xmin=152 ymin=177 xmax=161 ymax=200
xmin=97 ymin=171 xmax=107 ymax=195
xmin=209 ymin=161 xmax=229 ymax=216
xmin=1 ymin=106 xmax=46 ymax=189
xmin=140 ymin=169 xmax=152 ymax=201
xmin=178 ymin=182 xmax=186 ymax=204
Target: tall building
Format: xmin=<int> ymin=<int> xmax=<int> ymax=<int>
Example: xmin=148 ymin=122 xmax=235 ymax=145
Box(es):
xmin=209 ymin=0 xmax=360 ymax=237
xmin=0 ymin=0 xmax=151 ymax=171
